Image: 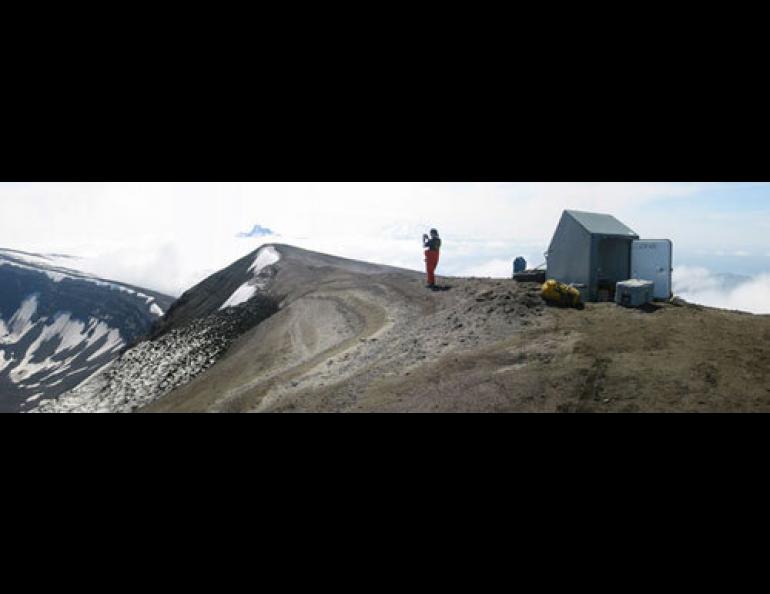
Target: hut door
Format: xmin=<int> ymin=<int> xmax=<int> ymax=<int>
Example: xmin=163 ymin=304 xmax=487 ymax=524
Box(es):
xmin=631 ymin=240 xmax=673 ymax=300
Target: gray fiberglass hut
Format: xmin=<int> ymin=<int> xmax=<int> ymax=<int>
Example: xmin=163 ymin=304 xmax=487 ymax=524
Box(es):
xmin=546 ymin=210 xmax=640 ymax=302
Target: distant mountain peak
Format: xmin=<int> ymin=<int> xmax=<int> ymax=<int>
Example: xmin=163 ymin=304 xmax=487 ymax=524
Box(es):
xmin=237 ymin=225 xmax=274 ymax=238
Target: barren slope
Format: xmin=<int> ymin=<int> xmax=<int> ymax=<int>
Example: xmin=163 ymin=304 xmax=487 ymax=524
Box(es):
xmin=143 ymin=245 xmax=770 ymax=413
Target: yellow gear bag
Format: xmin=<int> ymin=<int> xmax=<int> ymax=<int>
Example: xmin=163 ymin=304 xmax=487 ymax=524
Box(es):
xmin=541 ymin=279 xmax=582 ymax=308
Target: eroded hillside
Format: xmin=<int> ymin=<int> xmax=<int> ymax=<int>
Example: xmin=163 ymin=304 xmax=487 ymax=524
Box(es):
xmin=37 ymin=244 xmax=770 ymax=413
xmin=146 ymin=246 xmax=770 ymax=413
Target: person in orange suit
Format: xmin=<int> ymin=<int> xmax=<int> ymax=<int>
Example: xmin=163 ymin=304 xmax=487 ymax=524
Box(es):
xmin=423 ymin=229 xmax=442 ymax=289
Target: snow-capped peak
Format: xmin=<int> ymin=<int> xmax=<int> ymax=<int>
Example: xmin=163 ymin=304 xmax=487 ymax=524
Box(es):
xmin=237 ymin=224 xmax=275 ymax=238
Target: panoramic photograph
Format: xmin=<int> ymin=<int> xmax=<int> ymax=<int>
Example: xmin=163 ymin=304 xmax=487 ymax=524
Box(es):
xmin=1 ymin=181 xmax=768 ymax=413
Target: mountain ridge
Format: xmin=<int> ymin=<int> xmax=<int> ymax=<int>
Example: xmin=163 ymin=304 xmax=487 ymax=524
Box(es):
xmin=35 ymin=244 xmax=770 ymax=413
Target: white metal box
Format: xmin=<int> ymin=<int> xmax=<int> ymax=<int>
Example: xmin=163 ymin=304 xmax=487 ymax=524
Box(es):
xmin=615 ymin=279 xmax=654 ymax=307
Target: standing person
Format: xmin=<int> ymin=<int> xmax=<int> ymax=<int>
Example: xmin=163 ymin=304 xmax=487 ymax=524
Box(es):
xmin=423 ymin=229 xmax=442 ymax=289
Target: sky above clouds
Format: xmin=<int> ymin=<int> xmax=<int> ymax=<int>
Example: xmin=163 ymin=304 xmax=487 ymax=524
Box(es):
xmin=1 ymin=182 xmax=769 ymax=312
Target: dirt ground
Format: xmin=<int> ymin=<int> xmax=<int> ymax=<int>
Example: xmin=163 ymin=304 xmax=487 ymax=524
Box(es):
xmin=340 ymin=299 xmax=770 ymax=413
xmin=143 ymin=245 xmax=770 ymax=413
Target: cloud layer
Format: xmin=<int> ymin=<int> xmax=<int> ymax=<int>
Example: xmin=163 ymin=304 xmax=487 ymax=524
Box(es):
xmin=673 ymin=266 xmax=770 ymax=314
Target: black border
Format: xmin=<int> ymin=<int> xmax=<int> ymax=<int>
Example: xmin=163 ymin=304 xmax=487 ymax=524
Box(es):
xmin=2 ymin=92 xmax=767 ymax=181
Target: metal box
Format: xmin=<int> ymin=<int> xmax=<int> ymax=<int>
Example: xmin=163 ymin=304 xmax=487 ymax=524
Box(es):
xmin=615 ymin=279 xmax=654 ymax=308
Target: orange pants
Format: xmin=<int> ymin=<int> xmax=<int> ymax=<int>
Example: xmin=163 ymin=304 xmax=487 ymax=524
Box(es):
xmin=425 ymin=249 xmax=440 ymax=285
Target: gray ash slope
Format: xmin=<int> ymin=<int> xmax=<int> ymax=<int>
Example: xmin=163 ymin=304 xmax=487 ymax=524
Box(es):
xmin=0 ymin=248 xmax=174 ymax=412
xmin=35 ymin=245 xmax=286 ymax=412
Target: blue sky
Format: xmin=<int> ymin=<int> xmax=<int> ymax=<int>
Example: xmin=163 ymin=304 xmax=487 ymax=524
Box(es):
xmin=1 ymin=182 xmax=769 ymax=311
xmin=618 ymin=183 xmax=770 ymax=276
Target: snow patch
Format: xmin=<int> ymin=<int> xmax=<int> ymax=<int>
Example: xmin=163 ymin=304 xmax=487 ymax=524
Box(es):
xmin=249 ymin=246 xmax=281 ymax=275
xmin=0 ymin=257 xmax=72 ymax=283
xmin=49 ymin=315 xmax=88 ymax=355
xmin=0 ymin=249 xmax=77 ymax=269
xmin=150 ymin=303 xmax=164 ymax=317
xmin=220 ymin=284 xmax=257 ymax=310
xmin=87 ymin=279 xmax=137 ymax=296
xmin=35 ymin=361 xmax=75 ymax=383
xmin=0 ymin=349 xmax=14 ymax=373
xmin=219 ymin=246 xmax=281 ymax=310
xmin=39 ymin=269 xmax=67 ymax=282
xmin=85 ymin=328 xmax=124 ymax=362
xmin=0 ymin=295 xmax=39 ymax=345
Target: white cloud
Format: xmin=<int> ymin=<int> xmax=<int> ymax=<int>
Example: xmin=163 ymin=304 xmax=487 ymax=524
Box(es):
xmin=673 ymin=266 xmax=770 ymax=314
xmin=1 ymin=182 xmax=768 ymax=296
xmin=454 ymin=259 xmax=516 ymax=279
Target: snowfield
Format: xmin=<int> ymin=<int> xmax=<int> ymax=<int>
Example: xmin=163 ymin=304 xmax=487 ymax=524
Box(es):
xmin=0 ymin=295 xmax=39 ymax=345
xmin=0 ymin=299 xmax=126 ymax=389
xmin=220 ymin=284 xmax=257 ymax=310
